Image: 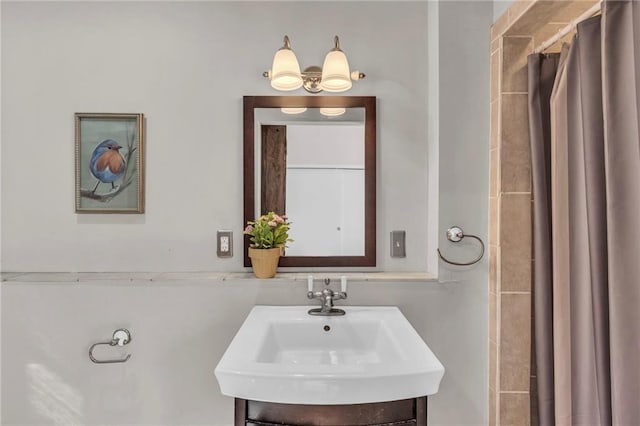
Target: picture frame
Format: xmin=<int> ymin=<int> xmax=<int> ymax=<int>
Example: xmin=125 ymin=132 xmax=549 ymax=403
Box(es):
xmin=75 ymin=113 xmax=144 ymax=213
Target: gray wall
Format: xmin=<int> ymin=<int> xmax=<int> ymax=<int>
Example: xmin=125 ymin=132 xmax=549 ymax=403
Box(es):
xmin=1 ymin=0 xmax=432 ymax=273
xmin=436 ymin=0 xmax=491 ymax=422
xmin=1 ymin=1 xmax=492 ymax=425
xmin=493 ymin=0 xmax=515 ymax=21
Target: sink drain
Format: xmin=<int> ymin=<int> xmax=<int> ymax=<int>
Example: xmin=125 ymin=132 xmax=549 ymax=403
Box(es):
xmin=323 ymin=325 xmax=331 ymax=332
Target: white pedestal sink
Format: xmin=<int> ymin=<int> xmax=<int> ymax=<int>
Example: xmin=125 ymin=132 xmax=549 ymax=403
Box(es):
xmin=215 ymin=306 xmax=445 ymax=405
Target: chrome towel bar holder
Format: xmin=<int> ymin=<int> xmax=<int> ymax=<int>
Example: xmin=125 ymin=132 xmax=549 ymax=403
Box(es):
xmin=437 ymin=226 xmax=485 ymax=266
xmin=89 ymin=328 xmax=132 ymax=364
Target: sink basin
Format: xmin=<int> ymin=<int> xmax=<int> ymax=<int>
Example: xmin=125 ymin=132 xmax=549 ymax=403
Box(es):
xmin=215 ymin=306 xmax=445 ymax=405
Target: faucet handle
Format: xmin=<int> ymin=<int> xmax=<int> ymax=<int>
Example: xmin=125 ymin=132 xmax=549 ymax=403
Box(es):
xmin=307 ymin=276 xmax=321 ymax=299
xmin=304 ymin=276 xmax=323 ymax=301
xmin=341 ymin=276 xmax=347 ymax=292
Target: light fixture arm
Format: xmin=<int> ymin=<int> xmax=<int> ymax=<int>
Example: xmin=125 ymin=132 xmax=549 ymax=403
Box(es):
xmin=332 ymin=35 xmax=341 ymax=51
xmin=282 ymin=35 xmax=292 ymax=50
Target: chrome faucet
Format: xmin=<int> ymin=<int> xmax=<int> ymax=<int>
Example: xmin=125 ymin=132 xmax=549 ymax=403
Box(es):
xmin=307 ymin=277 xmax=347 ymax=316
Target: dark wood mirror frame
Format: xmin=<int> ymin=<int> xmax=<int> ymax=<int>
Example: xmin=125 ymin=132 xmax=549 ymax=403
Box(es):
xmin=243 ymin=95 xmax=376 ymax=267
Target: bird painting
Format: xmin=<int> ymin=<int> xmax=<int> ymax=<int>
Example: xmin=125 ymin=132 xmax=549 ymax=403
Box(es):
xmin=89 ymin=139 xmax=126 ymax=194
xmin=75 ymin=113 xmax=144 ymax=213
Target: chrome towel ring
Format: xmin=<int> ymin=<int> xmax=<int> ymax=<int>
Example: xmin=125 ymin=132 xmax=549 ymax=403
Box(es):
xmin=89 ymin=328 xmax=132 ymax=364
xmin=437 ymin=226 xmax=485 ymax=266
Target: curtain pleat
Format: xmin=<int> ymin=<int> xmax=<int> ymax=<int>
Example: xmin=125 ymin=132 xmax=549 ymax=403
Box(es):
xmin=528 ymin=51 xmax=560 ymax=426
xmin=565 ymin=16 xmax=611 ymax=426
xmin=549 ymin=43 xmax=572 ymax=426
xmin=602 ymin=1 xmax=640 ymax=424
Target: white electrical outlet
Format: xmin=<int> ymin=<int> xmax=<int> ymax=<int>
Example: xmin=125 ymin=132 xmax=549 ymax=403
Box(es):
xmin=217 ymin=231 xmax=233 ymax=258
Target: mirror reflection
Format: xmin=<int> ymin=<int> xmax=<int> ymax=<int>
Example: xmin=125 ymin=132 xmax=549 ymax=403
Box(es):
xmin=254 ymin=108 xmax=365 ymax=256
xmin=243 ymin=96 xmax=376 ymax=268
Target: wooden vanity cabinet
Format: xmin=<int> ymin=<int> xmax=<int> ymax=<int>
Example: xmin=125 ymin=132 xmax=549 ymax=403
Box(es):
xmin=235 ymin=397 xmax=427 ymax=426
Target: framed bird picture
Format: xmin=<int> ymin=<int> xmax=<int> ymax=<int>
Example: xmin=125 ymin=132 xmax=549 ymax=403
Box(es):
xmin=75 ymin=113 xmax=145 ymax=213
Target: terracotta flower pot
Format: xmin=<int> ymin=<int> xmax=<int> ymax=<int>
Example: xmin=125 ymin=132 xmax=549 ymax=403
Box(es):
xmin=248 ymin=247 xmax=282 ymax=278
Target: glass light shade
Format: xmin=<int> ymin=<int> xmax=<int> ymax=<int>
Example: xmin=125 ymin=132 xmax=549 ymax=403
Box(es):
xmin=320 ymin=107 xmax=346 ymax=117
xmin=281 ymin=107 xmax=307 ymax=114
xmin=320 ymin=50 xmax=352 ymax=92
xmin=270 ymin=48 xmax=303 ymax=91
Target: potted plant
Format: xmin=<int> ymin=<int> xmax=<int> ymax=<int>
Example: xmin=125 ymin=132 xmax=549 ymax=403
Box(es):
xmin=244 ymin=212 xmax=292 ymax=278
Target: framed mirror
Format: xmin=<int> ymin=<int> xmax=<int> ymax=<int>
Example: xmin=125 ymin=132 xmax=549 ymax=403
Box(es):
xmin=243 ymin=96 xmax=376 ymax=267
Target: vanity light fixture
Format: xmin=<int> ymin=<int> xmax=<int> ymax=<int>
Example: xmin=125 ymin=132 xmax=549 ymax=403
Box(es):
xmin=263 ymin=35 xmax=365 ymax=94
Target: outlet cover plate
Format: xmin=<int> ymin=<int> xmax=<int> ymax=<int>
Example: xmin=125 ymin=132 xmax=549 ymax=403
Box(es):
xmin=217 ymin=230 xmax=233 ymax=258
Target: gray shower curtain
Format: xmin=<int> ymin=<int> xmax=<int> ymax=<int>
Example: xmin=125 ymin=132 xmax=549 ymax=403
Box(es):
xmin=601 ymin=1 xmax=640 ymax=424
xmin=528 ymin=0 xmax=640 ymax=424
xmin=528 ymin=50 xmax=560 ymax=426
